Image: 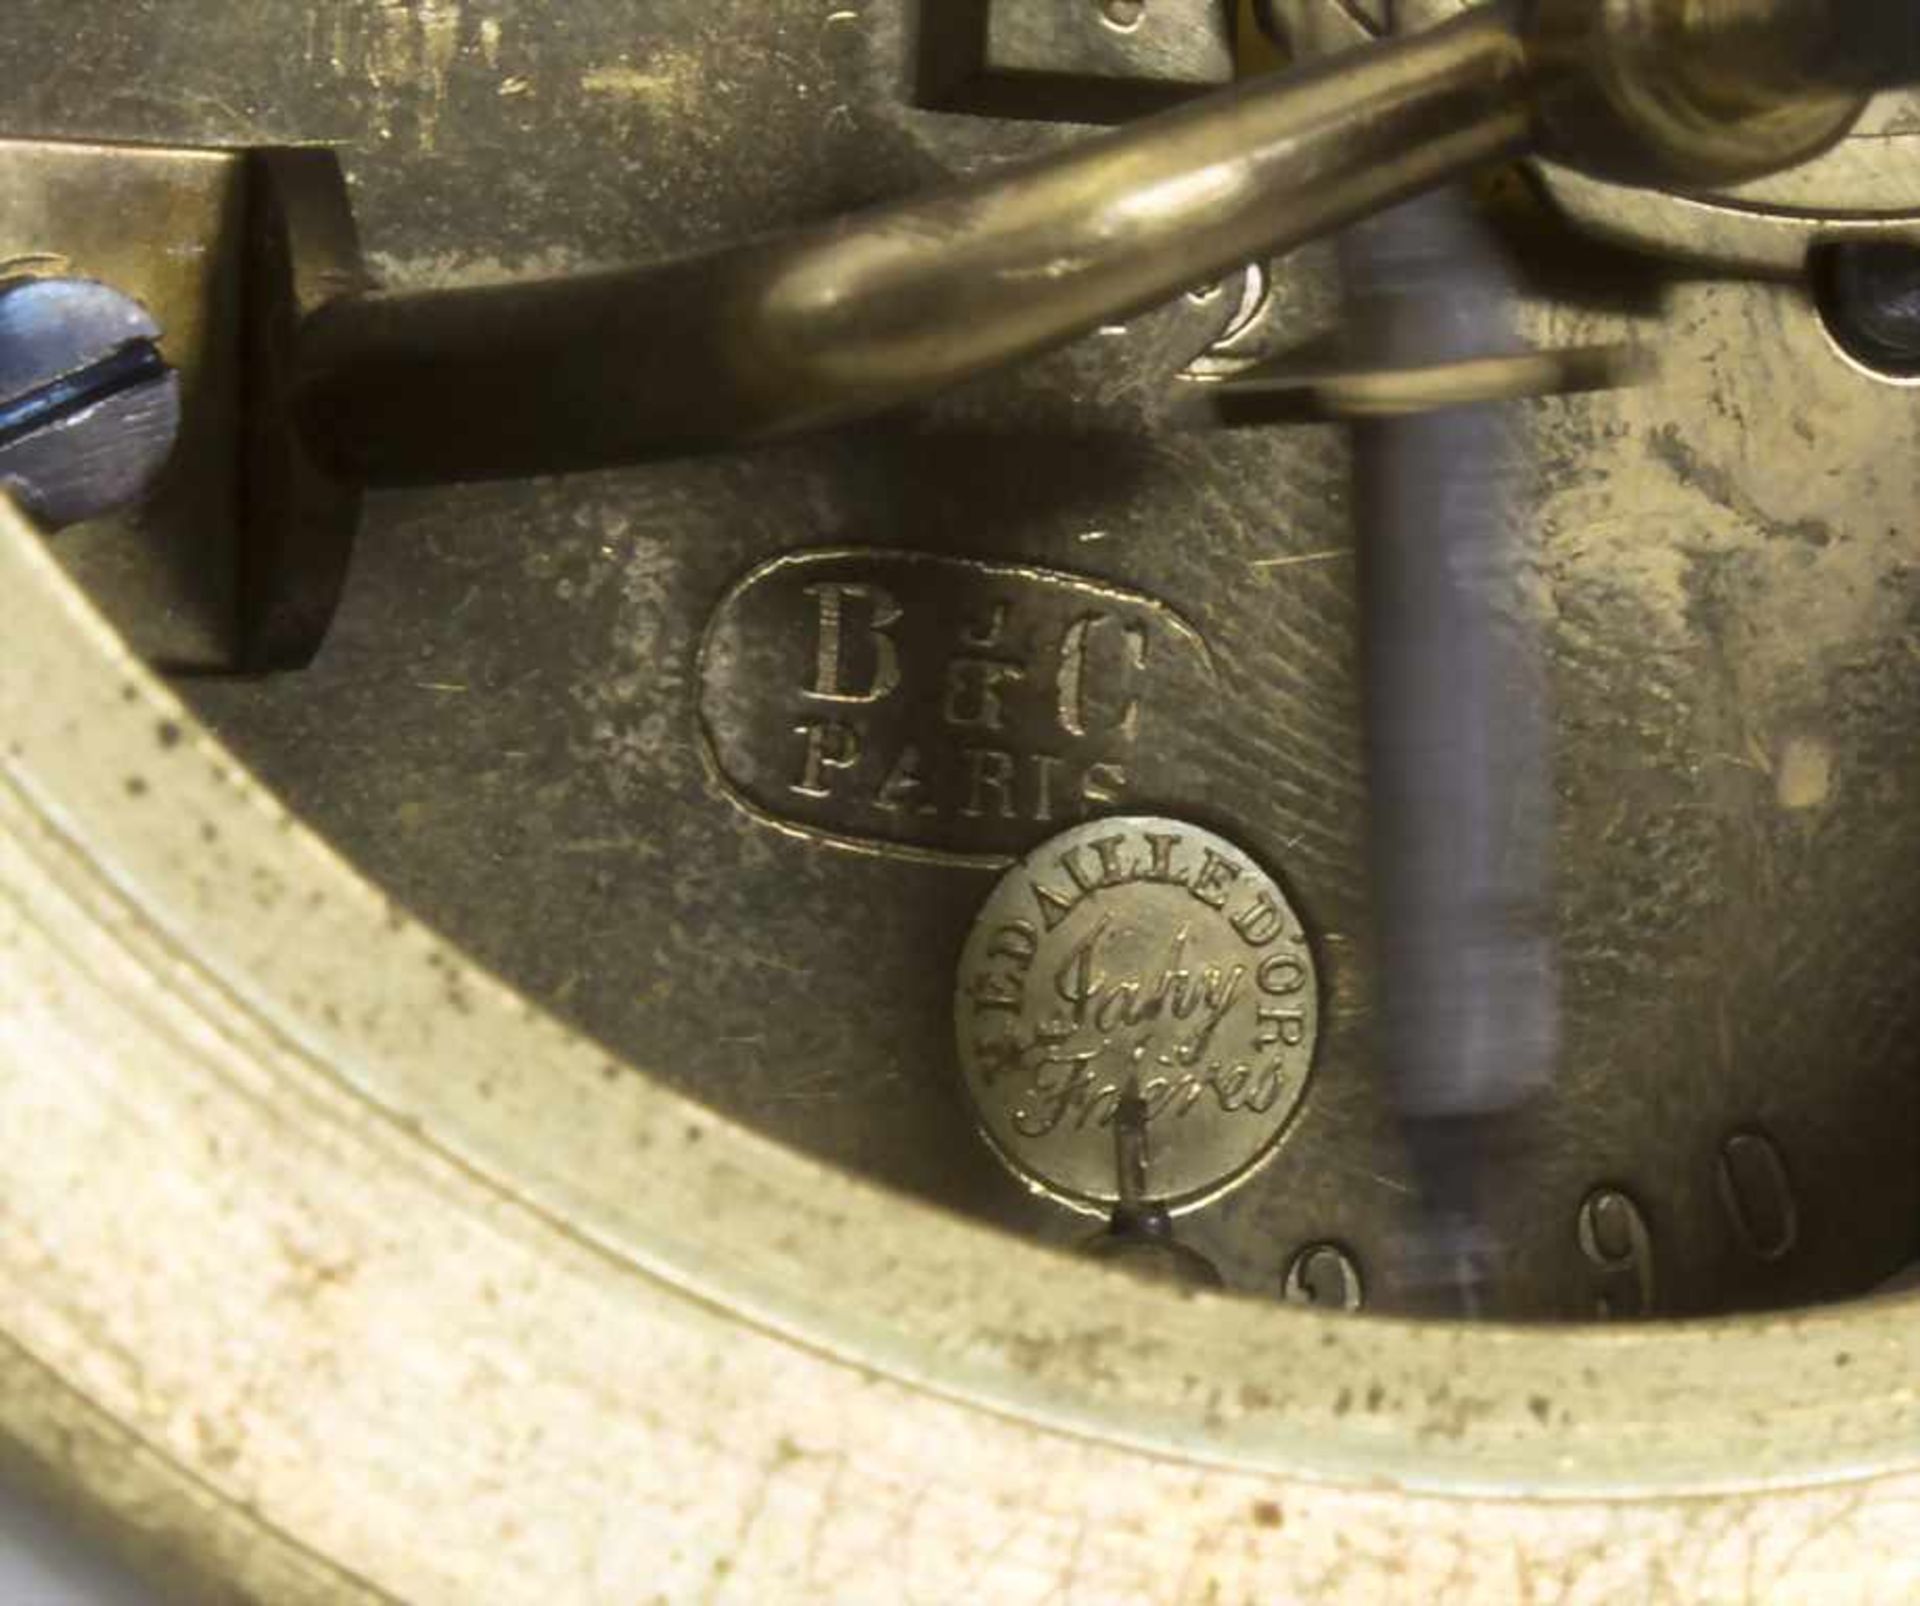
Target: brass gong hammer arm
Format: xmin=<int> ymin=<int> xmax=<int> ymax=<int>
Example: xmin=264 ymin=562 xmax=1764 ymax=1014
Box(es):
xmin=288 ymin=0 xmax=1913 ymax=489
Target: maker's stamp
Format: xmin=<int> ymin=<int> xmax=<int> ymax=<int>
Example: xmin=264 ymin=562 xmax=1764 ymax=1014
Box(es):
xmin=697 ymin=549 xmax=1217 ymax=864
xmin=954 ymin=817 xmax=1318 ymax=1213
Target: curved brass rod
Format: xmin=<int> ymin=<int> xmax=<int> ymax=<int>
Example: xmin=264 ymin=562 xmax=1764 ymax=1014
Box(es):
xmin=296 ymin=0 xmax=1909 ymax=485
xmin=298 ymin=9 xmax=1531 ymax=484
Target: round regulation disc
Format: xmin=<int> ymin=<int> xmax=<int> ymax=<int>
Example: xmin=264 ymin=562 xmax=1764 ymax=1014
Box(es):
xmin=954 ymin=817 xmax=1320 ymax=1214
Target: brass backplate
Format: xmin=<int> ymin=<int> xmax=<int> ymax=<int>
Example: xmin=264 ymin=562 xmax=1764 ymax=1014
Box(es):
xmin=4 ymin=1 xmax=1920 ymax=1601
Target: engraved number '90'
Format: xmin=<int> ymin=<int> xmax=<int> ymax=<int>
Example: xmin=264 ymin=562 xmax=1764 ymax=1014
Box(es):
xmin=1576 ymin=1129 xmax=1801 ymax=1319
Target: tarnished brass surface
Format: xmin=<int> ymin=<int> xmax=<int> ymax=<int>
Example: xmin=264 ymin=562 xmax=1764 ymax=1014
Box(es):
xmin=101 ymin=0 xmax=1916 ymax=1314
xmin=3 ymin=1 xmax=1920 ymax=1599
xmin=8 ymin=490 xmax=1920 ymax=1598
xmin=1280 ymin=0 xmax=1920 ymax=268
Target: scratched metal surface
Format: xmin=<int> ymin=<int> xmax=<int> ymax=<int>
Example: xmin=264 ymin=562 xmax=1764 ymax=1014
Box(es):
xmin=13 ymin=492 xmax=1920 ymax=1604
xmin=5 ymin=0 xmax=1919 ymax=1316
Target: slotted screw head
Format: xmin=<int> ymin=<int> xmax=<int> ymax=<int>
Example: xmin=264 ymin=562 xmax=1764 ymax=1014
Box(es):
xmin=0 ymin=276 xmax=181 ymax=530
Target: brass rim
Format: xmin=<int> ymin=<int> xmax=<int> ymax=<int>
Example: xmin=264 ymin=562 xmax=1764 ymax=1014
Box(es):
xmin=5 ymin=497 xmax=1919 ymax=1530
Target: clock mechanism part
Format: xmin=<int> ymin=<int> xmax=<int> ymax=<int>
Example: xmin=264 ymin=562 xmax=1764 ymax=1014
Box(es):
xmin=6 ymin=3 xmax=1920 ymax=1597
xmin=4 ymin=0 xmax=1919 ymax=1323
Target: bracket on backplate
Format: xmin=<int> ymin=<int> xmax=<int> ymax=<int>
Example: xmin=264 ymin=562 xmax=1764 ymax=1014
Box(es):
xmin=0 ymin=139 xmax=363 ymax=672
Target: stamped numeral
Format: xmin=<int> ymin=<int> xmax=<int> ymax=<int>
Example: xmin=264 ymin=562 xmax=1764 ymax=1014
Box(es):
xmin=698 ymin=550 xmax=1216 ymax=863
xmin=1717 ymin=1129 xmax=1799 ymax=1264
xmin=1282 ymin=1241 xmax=1365 ymax=1312
xmin=1577 ymin=1186 xmax=1655 ymax=1320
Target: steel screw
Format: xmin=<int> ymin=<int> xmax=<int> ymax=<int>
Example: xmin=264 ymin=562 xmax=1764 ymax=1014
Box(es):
xmin=1098 ymin=0 xmax=1147 ymax=33
xmin=0 ymin=276 xmax=181 ymax=530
